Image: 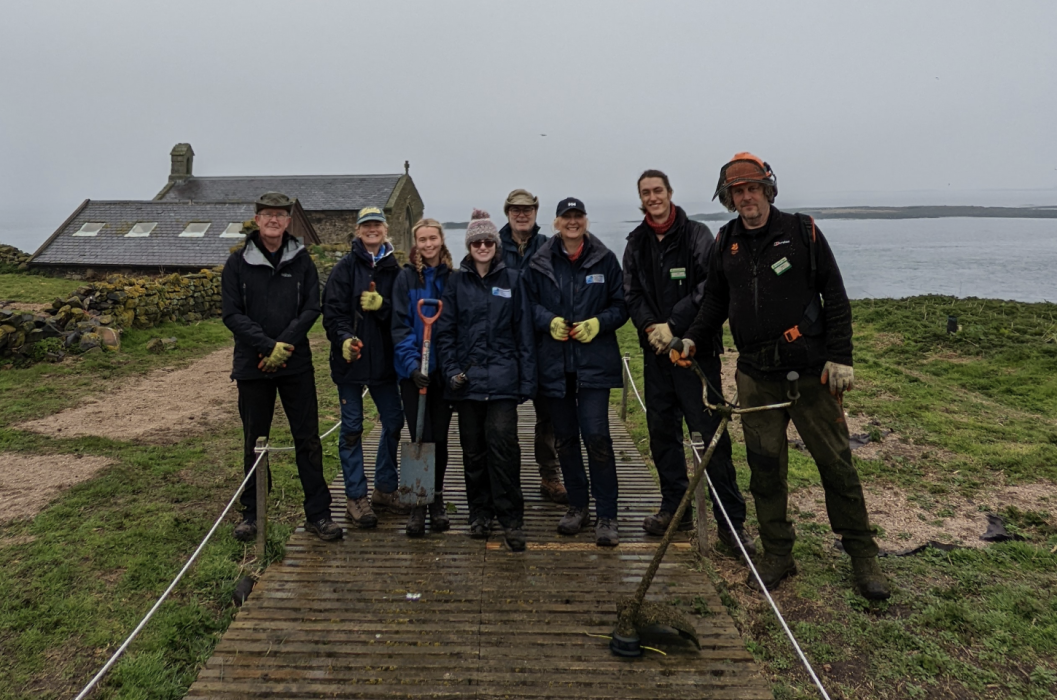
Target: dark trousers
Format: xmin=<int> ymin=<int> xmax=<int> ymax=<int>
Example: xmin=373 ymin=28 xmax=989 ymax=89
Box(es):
xmin=548 ymin=374 xmax=619 ymax=519
xmin=237 ymin=371 xmax=332 ymax=522
xmin=643 ymin=351 xmax=746 ymax=529
xmin=737 ymin=371 xmax=878 ymax=558
xmin=533 ymin=398 xmax=561 ymax=479
xmin=456 ymin=399 xmax=524 ymax=529
xmin=399 ymin=373 xmax=453 ymax=493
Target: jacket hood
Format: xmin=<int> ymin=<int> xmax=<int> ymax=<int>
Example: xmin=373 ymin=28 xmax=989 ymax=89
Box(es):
xmin=242 ymin=232 xmax=304 ymax=268
xmin=529 ymin=233 xmax=610 ymax=283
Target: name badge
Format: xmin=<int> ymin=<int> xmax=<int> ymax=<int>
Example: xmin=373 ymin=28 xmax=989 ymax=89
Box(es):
xmin=492 ymin=287 xmax=512 ymax=298
xmin=771 ymin=257 xmax=792 ymax=276
xmin=585 ymin=274 xmax=605 ymax=284
xmin=669 ymin=267 xmax=686 ymax=280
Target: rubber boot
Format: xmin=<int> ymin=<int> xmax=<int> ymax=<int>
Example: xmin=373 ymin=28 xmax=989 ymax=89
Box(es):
xmin=852 ymin=557 xmax=891 ymax=600
xmin=405 ymin=506 xmax=426 ymax=537
xmin=429 ymin=495 xmax=450 ymax=533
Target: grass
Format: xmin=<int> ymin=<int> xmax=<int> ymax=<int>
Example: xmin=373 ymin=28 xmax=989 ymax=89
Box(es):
xmin=614 ymin=296 xmax=1057 ymax=700
xmin=0 ymin=273 xmax=81 ymax=305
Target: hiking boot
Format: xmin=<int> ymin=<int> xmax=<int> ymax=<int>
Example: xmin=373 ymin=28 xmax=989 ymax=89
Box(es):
xmin=540 ymin=478 xmax=569 ymax=505
xmin=372 ymin=487 xmax=411 ymax=514
xmin=748 ymin=552 xmax=797 ymax=591
xmin=346 ymin=495 xmax=378 ymax=529
xmin=233 ymin=516 xmax=257 ymax=542
xmin=596 ymin=518 xmax=619 ymax=547
xmin=504 ymin=527 xmax=527 ymax=552
xmin=305 ymin=517 xmax=343 ymax=541
xmin=717 ymin=525 xmax=758 ymax=557
xmin=405 ymin=506 xmax=426 ymax=537
xmin=469 ymin=517 xmax=490 ymax=539
xmin=852 ymin=557 xmax=891 ymax=600
xmin=642 ymin=509 xmax=693 ymax=536
xmin=557 ymin=506 xmax=591 ymax=535
xmin=428 ymin=496 xmax=450 ymax=533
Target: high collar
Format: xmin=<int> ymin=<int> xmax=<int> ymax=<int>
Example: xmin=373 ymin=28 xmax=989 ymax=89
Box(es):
xmin=243 ymin=231 xmax=303 ymax=268
xmin=459 ymin=254 xmax=506 ymax=278
xmin=353 ymin=238 xmax=394 ymax=266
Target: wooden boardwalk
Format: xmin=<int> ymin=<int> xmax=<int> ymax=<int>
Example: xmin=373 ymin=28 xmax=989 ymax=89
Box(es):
xmin=188 ymin=403 xmax=772 ymax=699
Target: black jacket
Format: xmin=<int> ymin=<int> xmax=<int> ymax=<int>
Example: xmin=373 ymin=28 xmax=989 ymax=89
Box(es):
xmin=434 ymin=256 xmax=537 ymax=402
xmin=525 ymin=235 xmax=628 ymax=398
xmin=499 ymin=223 xmax=548 ymax=271
xmin=622 ymin=206 xmax=722 ymax=355
xmin=322 ymin=240 xmax=401 ymax=386
xmin=221 ymin=232 xmax=320 ymax=381
xmin=684 ymin=207 xmax=853 ymax=380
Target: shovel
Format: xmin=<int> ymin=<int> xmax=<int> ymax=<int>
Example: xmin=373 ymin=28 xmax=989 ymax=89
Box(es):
xmin=398 ymin=298 xmax=443 ymax=508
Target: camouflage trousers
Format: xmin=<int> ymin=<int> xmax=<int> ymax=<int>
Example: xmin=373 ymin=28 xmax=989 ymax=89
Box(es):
xmin=736 ymin=371 xmax=878 ymax=558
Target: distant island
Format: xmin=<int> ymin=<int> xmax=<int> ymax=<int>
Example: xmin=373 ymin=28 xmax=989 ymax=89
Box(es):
xmin=688 ymin=205 xmax=1057 ymax=222
xmin=442 ymin=221 xmax=469 ymax=229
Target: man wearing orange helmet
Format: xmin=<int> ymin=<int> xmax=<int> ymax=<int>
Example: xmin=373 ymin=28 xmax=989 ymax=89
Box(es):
xmin=675 ymin=153 xmax=889 ymax=600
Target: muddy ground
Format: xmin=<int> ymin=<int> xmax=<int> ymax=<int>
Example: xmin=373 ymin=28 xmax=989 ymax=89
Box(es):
xmin=0 ymin=452 xmax=115 ymax=523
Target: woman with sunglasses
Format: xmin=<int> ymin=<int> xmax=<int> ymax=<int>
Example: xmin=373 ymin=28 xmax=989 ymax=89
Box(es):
xmin=391 ymin=218 xmax=455 ymax=537
xmin=434 ymin=209 xmax=537 ymax=552
xmin=524 ymin=197 xmax=628 ymax=547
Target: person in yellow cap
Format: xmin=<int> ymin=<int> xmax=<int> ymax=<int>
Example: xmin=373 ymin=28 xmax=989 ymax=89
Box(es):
xmin=674 ymin=154 xmax=889 ymax=600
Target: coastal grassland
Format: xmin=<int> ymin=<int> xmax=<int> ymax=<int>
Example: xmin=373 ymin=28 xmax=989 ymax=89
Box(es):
xmin=0 ymin=273 xmax=81 ymax=304
xmin=615 ymin=296 xmax=1057 ymax=700
xmin=0 ymin=320 xmax=362 ymax=699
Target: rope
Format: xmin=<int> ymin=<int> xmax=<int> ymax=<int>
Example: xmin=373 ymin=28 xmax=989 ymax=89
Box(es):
xmin=621 ymin=355 xmax=647 ymax=414
xmin=622 ymin=362 xmax=831 ymax=700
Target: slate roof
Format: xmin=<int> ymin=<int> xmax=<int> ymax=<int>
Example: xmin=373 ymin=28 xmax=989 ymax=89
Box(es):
xmin=31 ymin=201 xmax=257 ymax=268
xmin=157 ymin=174 xmax=404 ymax=211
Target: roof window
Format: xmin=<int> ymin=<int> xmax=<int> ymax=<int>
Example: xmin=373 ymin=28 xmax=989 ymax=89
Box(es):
xmin=73 ymin=222 xmax=104 ymax=237
xmin=179 ymin=222 xmax=211 ymax=238
xmin=125 ymin=222 xmax=157 ymax=238
xmin=219 ymin=223 xmax=246 ymax=238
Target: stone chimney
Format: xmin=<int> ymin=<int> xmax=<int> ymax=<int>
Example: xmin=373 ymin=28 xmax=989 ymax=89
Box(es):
xmin=169 ymin=143 xmax=195 ymax=182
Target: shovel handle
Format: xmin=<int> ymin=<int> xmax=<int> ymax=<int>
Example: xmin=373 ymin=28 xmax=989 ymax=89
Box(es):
xmin=416 ymin=299 xmax=442 ymax=396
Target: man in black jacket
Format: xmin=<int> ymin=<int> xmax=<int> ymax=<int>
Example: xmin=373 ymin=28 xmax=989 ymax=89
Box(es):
xmin=498 ymin=188 xmax=566 ymax=505
xmin=622 ymin=170 xmax=753 ymax=553
xmin=676 ymin=154 xmax=889 ymax=600
xmin=221 ymin=192 xmax=341 ymax=543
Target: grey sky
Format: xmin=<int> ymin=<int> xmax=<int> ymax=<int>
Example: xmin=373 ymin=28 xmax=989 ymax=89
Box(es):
xmin=2 ymin=0 xmax=1055 ymax=240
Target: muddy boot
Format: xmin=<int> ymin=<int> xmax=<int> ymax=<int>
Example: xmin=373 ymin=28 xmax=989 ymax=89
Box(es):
xmin=717 ymin=525 xmax=758 ymax=557
xmin=557 ymin=506 xmax=591 ymax=535
xmin=503 ymin=527 xmax=527 ymax=552
xmin=748 ymin=552 xmax=797 ymax=591
xmin=540 ymin=478 xmax=569 ymax=505
xmin=852 ymin=557 xmax=891 ymax=600
xmin=405 ymin=507 xmax=426 ymax=537
xmin=372 ymin=487 xmax=411 ymax=515
xmin=346 ymin=495 xmax=378 ymax=529
xmin=642 ymin=509 xmax=693 ymax=536
xmin=428 ymin=495 xmax=450 ymax=533
xmin=595 ymin=518 xmax=619 ymax=547
xmin=469 ymin=516 xmax=490 ymax=539
xmin=305 ymin=517 xmax=343 ymax=541
xmin=233 ymin=516 xmax=257 ymax=542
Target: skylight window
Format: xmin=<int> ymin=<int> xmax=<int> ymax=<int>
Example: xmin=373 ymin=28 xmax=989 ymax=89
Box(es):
xmin=179 ymin=222 xmax=211 ymax=238
xmin=219 ymin=223 xmax=246 ymax=238
xmin=73 ymin=222 xmax=104 ymax=237
xmin=125 ymin=222 xmax=157 ymax=238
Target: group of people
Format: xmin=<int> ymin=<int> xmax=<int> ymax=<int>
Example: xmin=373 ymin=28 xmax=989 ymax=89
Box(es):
xmin=220 ymin=153 xmax=890 ymax=600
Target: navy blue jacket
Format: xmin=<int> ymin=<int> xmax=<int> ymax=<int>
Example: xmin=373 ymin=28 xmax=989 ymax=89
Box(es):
xmin=526 ymin=235 xmax=628 ymax=398
xmin=322 ymin=240 xmax=400 ymax=386
xmin=391 ymin=262 xmax=451 ymax=380
xmin=499 ymin=222 xmax=548 ymax=271
xmin=434 ymin=256 xmax=537 ymax=402
xmin=221 ymin=232 xmax=320 ymax=381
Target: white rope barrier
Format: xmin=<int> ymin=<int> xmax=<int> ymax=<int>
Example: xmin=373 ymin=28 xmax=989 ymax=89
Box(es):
xmin=621 ymin=355 xmax=648 ymax=414
xmin=622 ymin=360 xmax=831 ymax=700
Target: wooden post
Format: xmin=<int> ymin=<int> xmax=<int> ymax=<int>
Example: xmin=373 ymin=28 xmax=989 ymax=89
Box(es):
xmin=620 ymin=353 xmax=629 ymax=421
xmin=255 ymin=437 xmax=268 ymax=560
xmin=689 ymin=432 xmax=710 ymax=555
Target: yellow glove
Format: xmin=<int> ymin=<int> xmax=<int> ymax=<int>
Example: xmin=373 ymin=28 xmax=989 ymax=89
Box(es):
xmin=342 ymin=337 xmax=363 ymax=362
xmin=821 ymin=361 xmax=854 ymax=395
xmin=570 ymin=318 xmax=600 ymax=343
xmin=549 ymin=317 xmax=570 ymax=341
xmin=259 ymin=342 xmax=294 ymax=372
xmin=360 ymin=281 xmax=383 ymax=312
xmin=646 ymin=322 xmax=673 ymax=354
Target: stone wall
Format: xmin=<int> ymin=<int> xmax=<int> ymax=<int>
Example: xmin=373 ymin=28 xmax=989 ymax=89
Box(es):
xmin=307 ymin=211 xmax=359 ymax=247
xmin=0 ymin=245 xmax=30 ymax=270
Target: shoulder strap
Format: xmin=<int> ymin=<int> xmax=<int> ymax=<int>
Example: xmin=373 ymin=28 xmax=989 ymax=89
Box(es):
xmin=796 ymin=213 xmax=818 ymax=291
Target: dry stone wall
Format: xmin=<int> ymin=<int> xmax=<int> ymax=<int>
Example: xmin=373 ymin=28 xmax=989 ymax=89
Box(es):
xmin=0 ymin=245 xmax=30 ymax=270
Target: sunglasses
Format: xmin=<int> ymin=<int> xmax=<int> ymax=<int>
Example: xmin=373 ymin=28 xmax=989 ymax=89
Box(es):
xmin=470 ymin=239 xmax=496 ymax=249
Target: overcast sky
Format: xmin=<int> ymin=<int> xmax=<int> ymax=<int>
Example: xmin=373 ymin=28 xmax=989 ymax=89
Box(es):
xmin=2 ymin=0 xmax=1056 ymax=243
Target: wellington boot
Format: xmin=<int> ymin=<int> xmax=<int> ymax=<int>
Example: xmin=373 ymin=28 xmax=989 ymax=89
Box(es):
xmin=428 ymin=497 xmax=450 ymax=533
xmin=748 ymin=552 xmax=797 ymax=592
xmin=852 ymin=557 xmax=891 ymax=600
xmin=405 ymin=507 xmax=426 ymax=537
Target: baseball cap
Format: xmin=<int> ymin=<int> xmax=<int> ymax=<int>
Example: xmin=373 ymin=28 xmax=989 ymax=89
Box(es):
xmin=356 ymin=206 xmax=387 ymax=225
xmin=555 ymin=197 xmax=587 ymax=217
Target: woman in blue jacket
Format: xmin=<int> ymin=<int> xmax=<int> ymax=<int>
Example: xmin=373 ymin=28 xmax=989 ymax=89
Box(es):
xmin=322 ymin=207 xmax=405 ymax=530
xmin=391 ymin=218 xmax=454 ymax=537
xmin=525 ymin=197 xmax=629 ymax=547
xmin=434 ymin=209 xmax=537 ymax=552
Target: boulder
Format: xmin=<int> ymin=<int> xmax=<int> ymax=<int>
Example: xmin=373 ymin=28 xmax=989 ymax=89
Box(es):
xmin=146 ymin=338 xmax=165 ymax=354
xmin=98 ymin=326 xmax=120 ymax=350
xmin=79 ymin=333 xmax=102 ymax=352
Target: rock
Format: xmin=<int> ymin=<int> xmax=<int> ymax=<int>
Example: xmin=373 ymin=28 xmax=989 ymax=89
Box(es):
xmin=98 ymin=327 xmax=120 ymax=351
xmin=79 ymin=333 xmax=102 ymax=352
xmin=82 ymin=346 xmax=103 ymax=355
xmin=65 ymin=296 xmax=84 ymax=310
xmin=146 ymin=338 xmax=164 ymax=354
xmin=42 ymin=321 xmax=63 ymax=339
xmin=161 ymin=337 xmax=178 ymax=349
xmin=98 ymin=315 xmax=113 ymax=326
xmin=64 ymin=332 xmax=81 ymax=348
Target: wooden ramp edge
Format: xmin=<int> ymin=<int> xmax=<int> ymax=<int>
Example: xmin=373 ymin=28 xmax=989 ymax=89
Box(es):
xmin=188 ymin=402 xmax=773 ymax=699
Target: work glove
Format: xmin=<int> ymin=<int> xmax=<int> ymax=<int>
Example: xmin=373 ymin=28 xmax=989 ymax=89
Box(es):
xmin=669 ymin=338 xmax=695 ymax=368
xmin=360 ymin=281 xmax=383 ymax=312
xmin=821 ymin=361 xmax=854 ymax=395
xmin=646 ymin=322 xmax=673 ymax=354
xmin=450 ymin=373 xmax=468 ymax=391
xmin=570 ymin=318 xmax=600 ymax=343
xmin=411 ymin=368 xmax=430 ymax=389
xmin=549 ymin=317 xmax=570 ymax=341
xmin=341 ymin=337 xmax=363 ymax=362
xmin=259 ymin=342 xmax=294 ymax=372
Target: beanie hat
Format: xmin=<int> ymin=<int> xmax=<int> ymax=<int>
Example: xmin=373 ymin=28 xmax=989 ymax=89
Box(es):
xmin=465 ymin=209 xmax=500 ymax=247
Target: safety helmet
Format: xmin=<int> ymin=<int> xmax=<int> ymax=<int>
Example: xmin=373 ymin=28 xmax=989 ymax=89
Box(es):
xmin=713 ymin=152 xmax=777 ymax=210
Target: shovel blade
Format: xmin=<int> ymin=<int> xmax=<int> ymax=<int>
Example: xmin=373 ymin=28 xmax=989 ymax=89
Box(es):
xmin=398 ymin=441 xmax=435 ymax=507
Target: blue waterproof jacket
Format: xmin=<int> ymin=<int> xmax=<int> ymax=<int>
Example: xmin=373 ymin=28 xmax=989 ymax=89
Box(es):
xmin=525 ymin=235 xmax=628 ymax=398
xmin=322 ymin=239 xmax=400 ymax=386
xmin=434 ymin=256 xmax=537 ymax=402
xmin=499 ymin=223 xmax=548 ymax=271
xmin=391 ymin=262 xmax=451 ymax=380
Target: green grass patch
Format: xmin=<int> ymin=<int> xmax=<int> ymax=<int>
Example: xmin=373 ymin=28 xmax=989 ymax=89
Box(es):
xmin=0 ymin=274 xmax=81 ymax=305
